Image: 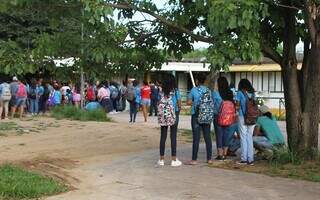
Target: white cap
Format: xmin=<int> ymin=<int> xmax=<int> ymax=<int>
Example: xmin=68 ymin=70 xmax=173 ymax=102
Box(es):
xmin=13 ymin=76 xmax=18 ymax=81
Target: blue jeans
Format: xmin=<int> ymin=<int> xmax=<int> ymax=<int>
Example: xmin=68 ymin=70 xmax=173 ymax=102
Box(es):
xmin=29 ymin=98 xmax=39 ymax=114
xmin=191 ymin=115 xmax=212 ymax=161
xmin=229 ymin=137 xmax=241 ymax=153
xmin=238 ymin=116 xmax=255 ymax=162
xmin=253 ymin=136 xmax=273 ymax=150
xmin=215 ymin=121 xmax=238 ymax=149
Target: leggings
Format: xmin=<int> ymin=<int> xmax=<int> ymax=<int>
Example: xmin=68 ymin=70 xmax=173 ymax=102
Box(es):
xmin=159 ymin=112 xmax=180 ymax=157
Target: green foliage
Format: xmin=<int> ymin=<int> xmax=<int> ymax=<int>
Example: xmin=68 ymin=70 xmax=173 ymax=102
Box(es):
xmin=270 ymin=147 xmax=303 ymax=165
xmin=0 ymin=165 xmax=68 ymax=199
xmin=51 ymin=105 xmax=110 ymax=122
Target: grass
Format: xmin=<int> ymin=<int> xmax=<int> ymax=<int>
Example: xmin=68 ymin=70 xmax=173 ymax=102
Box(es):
xmin=211 ymin=147 xmax=320 ymax=183
xmin=0 ymin=165 xmax=68 ymax=199
xmin=51 ymin=105 xmax=110 ymax=122
xmin=0 ymin=122 xmax=19 ymax=136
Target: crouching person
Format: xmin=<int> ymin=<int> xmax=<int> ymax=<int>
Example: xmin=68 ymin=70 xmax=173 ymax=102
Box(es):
xmin=253 ymin=105 xmax=285 ymax=159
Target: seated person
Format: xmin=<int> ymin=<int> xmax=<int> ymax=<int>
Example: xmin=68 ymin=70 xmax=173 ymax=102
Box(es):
xmin=85 ymin=101 xmax=101 ymax=111
xmin=253 ymin=105 xmax=285 ymax=158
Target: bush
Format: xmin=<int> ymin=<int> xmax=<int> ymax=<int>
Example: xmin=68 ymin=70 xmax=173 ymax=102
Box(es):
xmin=51 ymin=105 xmax=110 ymax=122
xmin=0 ymin=165 xmax=67 ymax=199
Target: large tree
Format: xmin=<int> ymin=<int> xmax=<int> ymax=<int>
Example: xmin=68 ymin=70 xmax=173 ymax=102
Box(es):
xmin=103 ymin=0 xmax=320 ymax=159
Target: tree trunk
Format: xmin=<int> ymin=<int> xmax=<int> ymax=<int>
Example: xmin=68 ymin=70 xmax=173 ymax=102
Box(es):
xmin=282 ymin=43 xmax=320 ymax=159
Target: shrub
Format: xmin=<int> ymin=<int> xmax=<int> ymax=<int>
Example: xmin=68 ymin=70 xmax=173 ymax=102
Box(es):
xmin=51 ymin=105 xmax=110 ymax=122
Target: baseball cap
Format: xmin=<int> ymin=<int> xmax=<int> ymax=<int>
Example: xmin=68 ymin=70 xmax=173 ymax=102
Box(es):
xmin=13 ymin=76 xmax=18 ymax=81
xmin=258 ymin=105 xmax=270 ymax=114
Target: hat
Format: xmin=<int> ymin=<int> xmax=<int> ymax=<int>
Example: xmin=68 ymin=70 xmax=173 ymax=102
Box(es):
xmin=259 ymin=105 xmax=270 ymax=114
xmin=13 ymin=76 xmax=18 ymax=81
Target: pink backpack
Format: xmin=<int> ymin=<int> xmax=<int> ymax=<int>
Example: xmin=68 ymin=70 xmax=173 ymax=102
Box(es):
xmin=217 ymin=100 xmax=237 ymax=126
xmin=16 ymin=83 xmax=27 ymax=98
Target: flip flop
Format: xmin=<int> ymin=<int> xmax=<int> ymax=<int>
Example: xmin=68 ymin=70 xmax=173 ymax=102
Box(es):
xmin=185 ymin=160 xmax=198 ymax=165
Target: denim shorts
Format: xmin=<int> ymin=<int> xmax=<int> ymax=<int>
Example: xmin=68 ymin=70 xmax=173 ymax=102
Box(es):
xmin=15 ymin=97 xmax=26 ymax=107
xmin=141 ymin=99 xmax=151 ymax=106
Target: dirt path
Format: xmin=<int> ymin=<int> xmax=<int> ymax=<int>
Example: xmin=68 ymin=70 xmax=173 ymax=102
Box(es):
xmin=1 ymin=113 xmax=320 ymax=200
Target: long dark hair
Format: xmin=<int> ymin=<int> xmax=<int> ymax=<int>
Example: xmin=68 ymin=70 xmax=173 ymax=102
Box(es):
xmin=263 ymin=112 xmax=273 ymax=120
xmin=218 ymin=76 xmax=233 ymax=101
xmin=238 ymin=78 xmax=255 ymax=93
xmin=162 ymin=74 xmax=176 ymax=97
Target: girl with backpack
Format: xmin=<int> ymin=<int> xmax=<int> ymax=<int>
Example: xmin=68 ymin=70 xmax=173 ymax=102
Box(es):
xmin=128 ymin=80 xmax=140 ymax=123
xmin=213 ymin=77 xmax=237 ymax=161
xmin=186 ymin=73 xmax=214 ymax=165
xmin=235 ymin=79 xmax=257 ymax=166
xmin=72 ymin=84 xmax=81 ymax=108
xmin=157 ymin=75 xmax=182 ymax=167
xmin=0 ymin=78 xmax=12 ymax=120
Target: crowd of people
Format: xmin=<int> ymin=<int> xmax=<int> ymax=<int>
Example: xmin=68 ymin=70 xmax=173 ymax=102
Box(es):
xmin=0 ymin=74 xmax=285 ymax=167
xmin=0 ymin=77 xmax=131 ymax=120
xmin=154 ymin=73 xmax=285 ymax=167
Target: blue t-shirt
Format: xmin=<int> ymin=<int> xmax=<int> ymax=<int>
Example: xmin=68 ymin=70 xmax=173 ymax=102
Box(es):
xmin=0 ymin=83 xmax=10 ymax=96
xmin=85 ymin=102 xmax=101 ymax=111
xmin=212 ymin=91 xmax=222 ymax=115
xmin=236 ymin=91 xmax=254 ymax=116
xmin=187 ymin=85 xmax=209 ymax=115
xmin=53 ymin=90 xmax=62 ymax=105
xmin=172 ymin=89 xmax=181 ymax=112
xmin=135 ymin=87 xmax=141 ymax=104
xmin=38 ymin=86 xmax=44 ymax=96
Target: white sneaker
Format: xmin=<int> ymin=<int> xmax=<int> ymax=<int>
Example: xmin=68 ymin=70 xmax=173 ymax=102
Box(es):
xmin=157 ymin=160 xmax=165 ymax=166
xmin=171 ymin=159 xmax=182 ymax=167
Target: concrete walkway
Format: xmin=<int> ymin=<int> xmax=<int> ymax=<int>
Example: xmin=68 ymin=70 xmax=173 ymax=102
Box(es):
xmin=47 ymin=112 xmax=320 ymax=200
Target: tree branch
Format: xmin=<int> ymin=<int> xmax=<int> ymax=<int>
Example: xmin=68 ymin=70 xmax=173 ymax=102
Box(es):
xmin=261 ymin=43 xmax=282 ymax=64
xmin=104 ymin=2 xmax=214 ymax=43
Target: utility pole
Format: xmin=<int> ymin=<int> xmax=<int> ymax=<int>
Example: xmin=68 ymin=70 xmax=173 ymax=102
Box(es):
xmin=80 ymin=6 xmax=85 ymax=109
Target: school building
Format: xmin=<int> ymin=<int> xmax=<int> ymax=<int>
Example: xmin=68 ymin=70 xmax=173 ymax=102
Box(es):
xmin=147 ymin=56 xmax=303 ymax=111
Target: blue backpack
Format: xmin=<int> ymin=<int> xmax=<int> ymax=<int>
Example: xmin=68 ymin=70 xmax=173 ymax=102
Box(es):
xmin=196 ymin=87 xmax=214 ymax=124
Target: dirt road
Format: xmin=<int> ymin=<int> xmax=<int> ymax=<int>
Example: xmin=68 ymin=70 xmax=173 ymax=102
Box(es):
xmin=1 ymin=113 xmax=320 ymax=200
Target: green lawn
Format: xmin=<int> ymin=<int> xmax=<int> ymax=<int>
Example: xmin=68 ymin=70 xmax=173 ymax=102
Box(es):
xmin=0 ymin=165 xmax=68 ymax=200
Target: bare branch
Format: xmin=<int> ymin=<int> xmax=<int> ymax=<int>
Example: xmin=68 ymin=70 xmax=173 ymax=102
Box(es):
xmin=104 ymin=2 xmax=214 ymax=43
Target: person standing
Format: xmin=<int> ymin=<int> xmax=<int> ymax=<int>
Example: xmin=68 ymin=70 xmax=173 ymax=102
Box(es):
xmin=140 ymin=81 xmax=151 ymax=122
xmin=9 ymin=76 xmax=19 ymax=112
xmin=157 ymin=75 xmax=182 ymax=167
xmin=97 ymin=82 xmax=111 ymax=113
xmin=236 ymin=78 xmax=257 ymax=166
xmin=119 ymin=80 xmax=127 ymax=111
xmin=187 ymin=74 xmax=213 ymax=165
xmin=214 ymin=77 xmax=237 ymax=160
xmin=149 ymin=81 xmax=160 ymax=116
xmin=127 ymin=80 xmax=140 ymax=123
xmin=0 ymin=78 xmax=12 ymax=120
xmin=11 ymin=79 xmax=27 ymax=119
xmin=28 ymin=79 xmax=40 ymax=115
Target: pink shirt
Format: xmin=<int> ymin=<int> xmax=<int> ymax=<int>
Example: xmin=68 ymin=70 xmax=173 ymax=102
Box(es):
xmin=98 ymin=87 xmax=110 ymax=99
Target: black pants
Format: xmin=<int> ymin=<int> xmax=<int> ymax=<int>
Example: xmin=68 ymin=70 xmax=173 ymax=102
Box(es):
xmin=191 ymin=115 xmax=212 ymax=161
xmin=159 ymin=112 xmax=180 ymax=157
xmin=39 ymin=96 xmax=47 ymax=113
xmin=149 ymin=99 xmax=158 ymax=116
xmin=129 ymin=101 xmax=138 ymax=122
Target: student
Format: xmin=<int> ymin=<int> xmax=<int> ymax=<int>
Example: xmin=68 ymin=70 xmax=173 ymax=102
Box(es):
xmin=213 ymin=77 xmax=237 ymax=160
xmin=109 ymin=82 xmax=119 ymax=113
xmin=28 ymin=79 xmax=40 ymax=115
xmin=11 ymin=79 xmax=27 ymax=119
xmin=128 ymin=80 xmax=140 ymax=123
xmin=97 ymin=82 xmax=111 ymax=113
xmin=52 ymin=84 xmax=62 ymax=106
xmin=235 ymin=79 xmax=256 ymax=165
xmin=0 ymin=78 xmax=11 ymax=120
xmin=140 ymin=81 xmax=151 ymax=122
xmin=253 ymin=105 xmax=285 ymax=157
xmin=149 ymin=81 xmax=160 ymax=116
xmin=72 ymin=84 xmax=81 ymax=108
xmin=157 ymin=74 xmax=182 ymax=167
xmin=187 ymin=73 xmax=213 ymax=165
xmin=9 ymin=76 xmax=19 ymax=112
